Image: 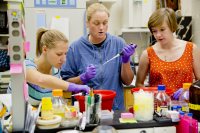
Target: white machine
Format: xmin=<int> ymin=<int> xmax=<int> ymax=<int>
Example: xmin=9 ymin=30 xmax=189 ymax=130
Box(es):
xmin=6 ymin=0 xmax=26 ymax=131
xmin=122 ymin=0 xmax=155 ymax=28
xmin=24 ymin=0 xmax=86 ymax=58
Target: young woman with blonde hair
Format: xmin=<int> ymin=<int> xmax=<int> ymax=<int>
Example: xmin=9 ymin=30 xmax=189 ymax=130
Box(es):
xmin=8 ymin=28 xmax=90 ymax=106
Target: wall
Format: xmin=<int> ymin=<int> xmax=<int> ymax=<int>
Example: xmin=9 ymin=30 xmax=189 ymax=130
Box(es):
xmin=103 ymin=0 xmax=154 ymax=55
xmin=103 ymin=0 xmax=200 ymax=54
xmin=191 ymin=0 xmax=200 ymax=46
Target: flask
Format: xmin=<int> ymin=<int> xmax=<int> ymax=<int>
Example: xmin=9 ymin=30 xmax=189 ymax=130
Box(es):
xmin=189 ymin=80 xmax=200 ymax=121
xmin=179 ymin=83 xmax=191 ymax=112
xmin=52 ymin=89 xmax=65 ymax=118
xmin=155 ymin=85 xmax=171 ymax=116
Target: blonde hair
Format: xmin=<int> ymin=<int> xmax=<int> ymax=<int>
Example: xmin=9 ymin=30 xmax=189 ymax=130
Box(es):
xmin=148 ymin=8 xmax=178 ymax=33
xmin=36 ymin=28 xmax=68 ymax=57
xmin=86 ymin=3 xmax=110 ymax=22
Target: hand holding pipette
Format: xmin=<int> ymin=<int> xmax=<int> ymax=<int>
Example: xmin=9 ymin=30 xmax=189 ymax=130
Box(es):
xmin=103 ymin=43 xmax=137 ymax=65
xmin=121 ymin=43 xmax=137 ymax=63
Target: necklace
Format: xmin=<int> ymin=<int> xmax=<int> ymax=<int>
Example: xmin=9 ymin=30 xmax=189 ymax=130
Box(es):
xmin=164 ymin=56 xmax=167 ymax=61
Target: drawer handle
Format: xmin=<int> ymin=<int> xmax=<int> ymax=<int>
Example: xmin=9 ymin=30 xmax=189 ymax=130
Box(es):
xmin=140 ymin=130 xmax=146 ymax=133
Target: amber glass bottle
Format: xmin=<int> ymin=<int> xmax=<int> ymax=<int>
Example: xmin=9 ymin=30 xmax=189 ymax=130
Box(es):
xmin=189 ymin=80 xmax=200 ymax=121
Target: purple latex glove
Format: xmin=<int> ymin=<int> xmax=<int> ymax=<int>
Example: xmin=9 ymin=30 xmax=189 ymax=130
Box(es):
xmin=121 ymin=44 xmax=137 ymax=63
xmin=80 ymin=64 xmax=96 ymax=84
xmin=68 ymin=83 xmax=90 ymax=94
xmin=173 ymin=88 xmax=183 ymax=100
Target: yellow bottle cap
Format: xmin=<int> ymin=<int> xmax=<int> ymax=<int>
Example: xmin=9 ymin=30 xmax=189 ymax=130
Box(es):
xmin=41 ymin=97 xmax=52 ymax=111
xmin=183 ymin=83 xmax=192 ymax=90
xmin=52 ymin=89 xmax=63 ymax=97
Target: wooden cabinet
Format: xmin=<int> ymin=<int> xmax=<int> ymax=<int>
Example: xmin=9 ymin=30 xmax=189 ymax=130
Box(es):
xmin=123 ymin=86 xmax=134 ymax=111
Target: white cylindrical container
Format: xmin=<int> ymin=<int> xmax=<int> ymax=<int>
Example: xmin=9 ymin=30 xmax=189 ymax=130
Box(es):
xmin=134 ymin=89 xmax=154 ymax=121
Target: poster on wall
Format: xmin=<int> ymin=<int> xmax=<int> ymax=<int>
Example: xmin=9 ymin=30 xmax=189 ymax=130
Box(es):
xmin=156 ymin=0 xmax=181 ymax=11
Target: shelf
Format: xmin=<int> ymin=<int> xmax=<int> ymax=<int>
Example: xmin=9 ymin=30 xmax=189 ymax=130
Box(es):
xmin=99 ymin=0 xmax=116 ymax=3
xmin=0 ymin=46 xmax=8 ymax=49
xmin=3 ymin=0 xmax=23 ymax=2
xmin=0 ymin=34 xmax=9 ymax=37
xmin=118 ymin=28 xmax=150 ymax=35
xmin=86 ymin=0 xmax=116 ymax=4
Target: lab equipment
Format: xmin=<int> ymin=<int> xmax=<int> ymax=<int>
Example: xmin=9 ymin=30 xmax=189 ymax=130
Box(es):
xmin=37 ymin=115 xmax=62 ymax=129
xmin=61 ymin=105 xmax=79 ymax=128
xmin=122 ymin=0 xmax=155 ymax=28
xmin=41 ymin=97 xmax=54 ymax=120
xmin=103 ymin=44 xmax=137 ymax=65
xmin=7 ymin=0 xmax=26 ymax=131
xmin=155 ymin=85 xmax=171 ymax=117
xmin=103 ymin=52 xmax=122 ymax=65
xmin=134 ymin=89 xmax=154 ymax=121
xmin=131 ymin=87 xmax=174 ymax=96
xmin=179 ymin=83 xmax=191 ymax=112
xmin=52 ymin=89 xmax=65 ymax=118
xmin=173 ymin=83 xmax=191 ymax=100
xmin=75 ymin=90 xmax=115 ymax=113
xmin=176 ymin=112 xmax=198 ymax=133
xmin=189 ymin=80 xmax=200 ymax=121
xmin=71 ymin=92 xmax=84 ymax=97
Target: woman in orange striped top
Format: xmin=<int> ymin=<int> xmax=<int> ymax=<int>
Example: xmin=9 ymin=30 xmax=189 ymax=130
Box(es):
xmin=136 ymin=8 xmax=200 ymax=98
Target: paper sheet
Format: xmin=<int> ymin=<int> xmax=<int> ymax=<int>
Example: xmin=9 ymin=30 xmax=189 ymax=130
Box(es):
xmin=119 ymin=118 xmax=137 ymax=123
xmin=50 ymin=16 xmax=69 ymax=39
xmin=36 ymin=13 xmax=46 ymax=28
xmin=0 ymin=94 xmax=12 ymax=113
xmin=10 ymin=63 xmax=23 ymax=74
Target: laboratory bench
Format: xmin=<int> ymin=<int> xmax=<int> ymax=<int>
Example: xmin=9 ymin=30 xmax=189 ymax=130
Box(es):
xmin=35 ymin=110 xmax=177 ymax=133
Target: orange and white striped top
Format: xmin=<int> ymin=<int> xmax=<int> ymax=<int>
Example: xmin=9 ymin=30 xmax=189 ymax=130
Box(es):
xmin=147 ymin=42 xmax=193 ymax=92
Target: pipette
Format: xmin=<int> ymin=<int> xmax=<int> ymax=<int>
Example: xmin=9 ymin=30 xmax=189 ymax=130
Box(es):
xmin=71 ymin=93 xmax=83 ymax=97
xmin=103 ymin=51 xmax=123 ymax=65
xmin=103 ymin=44 xmax=137 ymax=65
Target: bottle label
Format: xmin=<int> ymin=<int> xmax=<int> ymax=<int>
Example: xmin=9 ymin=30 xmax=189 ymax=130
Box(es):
xmin=189 ymin=103 xmax=200 ymax=111
xmin=156 ymin=106 xmax=168 ymax=116
xmin=182 ymin=105 xmax=189 ymax=112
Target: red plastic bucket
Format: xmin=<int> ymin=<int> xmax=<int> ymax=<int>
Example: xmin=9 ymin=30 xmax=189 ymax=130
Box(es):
xmin=128 ymin=87 xmax=174 ymax=113
xmin=131 ymin=87 xmax=174 ymax=96
xmin=75 ymin=90 xmax=116 ymax=112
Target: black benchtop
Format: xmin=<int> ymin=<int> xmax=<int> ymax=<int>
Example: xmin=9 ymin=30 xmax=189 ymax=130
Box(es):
xmin=35 ymin=110 xmax=178 ymax=133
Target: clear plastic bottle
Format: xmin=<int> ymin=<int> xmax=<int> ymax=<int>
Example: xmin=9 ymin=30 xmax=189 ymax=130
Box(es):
xmin=179 ymin=83 xmax=191 ymax=112
xmin=52 ymin=89 xmax=65 ymax=118
xmin=155 ymin=85 xmax=171 ymax=116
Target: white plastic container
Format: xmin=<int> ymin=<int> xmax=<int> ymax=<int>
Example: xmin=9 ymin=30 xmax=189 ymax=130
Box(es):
xmin=134 ymin=89 xmax=154 ymax=121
